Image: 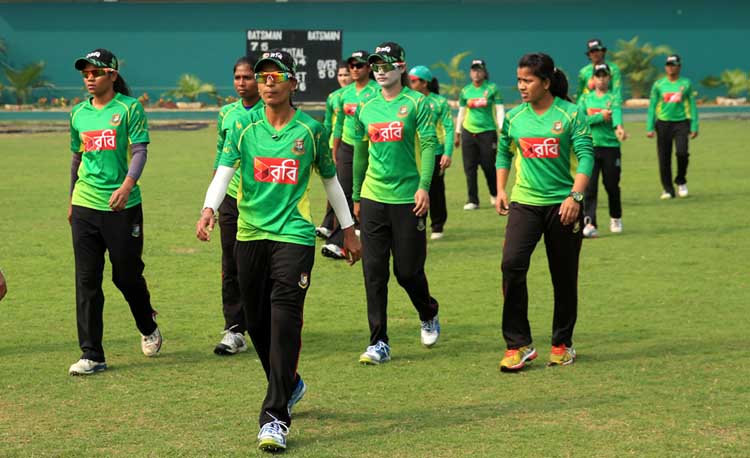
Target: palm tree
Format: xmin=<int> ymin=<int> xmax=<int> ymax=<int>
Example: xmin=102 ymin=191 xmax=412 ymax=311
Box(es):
xmin=165 ymin=74 xmax=217 ymax=102
xmin=2 ymin=61 xmax=54 ymax=105
xmin=431 ymin=51 xmax=472 ymax=100
xmin=610 ymin=36 xmax=672 ymax=99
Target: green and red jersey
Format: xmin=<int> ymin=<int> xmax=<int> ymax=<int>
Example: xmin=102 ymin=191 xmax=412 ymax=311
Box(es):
xmin=458 ymin=81 xmax=503 ymax=133
xmin=69 ymin=92 xmax=149 ymax=211
xmin=352 ymin=87 xmax=437 ymax=204
xmin=426 ymin=92 xmax=455 ymax=157
xmin=323 ymin=85 xmax=348 ymax=147
xmin=218 ymin=108 xmax=336 ymax=246
xmin=214 ymin=99 xmax=264 ymax=199
xmin=577 ymin=60 xmax=622 ymax=101
xmin=646 ymin=76 xmax=699 ymax=132
xmin=496 ymin=97 xmax=594 ymax=206
xmin=578 ymin=90 xmax=622 ymax=147
xmin=333 ymin=80 xmax=380 ymax=145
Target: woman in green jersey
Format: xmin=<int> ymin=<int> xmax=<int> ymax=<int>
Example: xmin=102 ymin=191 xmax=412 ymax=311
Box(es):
xmin=495 ymin=53 xmax=593 ymax=372
xmin=408 ymin=65 xmax=454 ymax=240
xmin=212 ymin=56 xmax=262 ymax=356
xmin=352 ymin=42 xmax=441 ymax=365
xmin=646 ymin=54 xmax=699 ymax=199
xmin=454 ymin=58 xmax=504 ymax=210
xmin=196 ymin=50 xmax=360 ymax=453
xmin=68 ymin=48 xmax=161 ymax=376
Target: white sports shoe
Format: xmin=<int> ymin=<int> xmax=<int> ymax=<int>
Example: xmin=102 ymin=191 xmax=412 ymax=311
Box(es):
xmin=141 ymin=327 xmax=162 ymax=357
xmin=430 ymin=232 xmax=444 ymax=240
xmin=314 ymin=226 xmax=332 ymax=239
xmin=490 ymin=196 xmax=497 ymax=206
xmin=214 ymin=326 xmax=248 ymax=355
xmin=359 ymin=340 xmax=391 ymax=365
xmin=321 ymin=243 xmax=346 ymax=260
xmin=582 ymin=216 xmax=598 ymax=238
xmin=257 ymin=415 xmax=289 ymax=452
xmin=660 ymin=191 xmax=673 ymax=200
xmin=420 ymin=315 xmax=441 ymax=348
xmin=677 ymin=184 xmax=689 ymax=198
xmin=463 ymin=203 xmax=479 ymax=211
xmin=610 ymin=218 xmax=623 ymax=233
xmin=69 ymin=358 xmax=107 ymax=376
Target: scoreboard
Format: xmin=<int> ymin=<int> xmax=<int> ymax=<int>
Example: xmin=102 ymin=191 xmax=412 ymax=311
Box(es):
xmin=247 ymin=29 xmax=343 ymax=103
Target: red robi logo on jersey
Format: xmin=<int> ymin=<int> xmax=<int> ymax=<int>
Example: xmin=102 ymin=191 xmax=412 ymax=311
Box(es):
xmin=587 ymin=108 xmax=603 ymax=116
xmin=253 ymin=157 xmax=299 ymax=184
xmin=368 ymin=121 xmax=403 ymax=143
xmin=519 ymin=137 xmax=560 ymax=159
xmin=344 ymin=103 xmax=358 ymax=116
xmin=82 ymin=129 xmax=117 ymax=152
xmin=663 ymin=92 xmax=682 ymax=103
xmin=467 ymin=98 xmax=488 ymax=108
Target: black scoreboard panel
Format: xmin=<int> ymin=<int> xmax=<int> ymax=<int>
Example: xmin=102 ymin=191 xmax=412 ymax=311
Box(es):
xmin=247 ymin=29 xmax=343 ymax=103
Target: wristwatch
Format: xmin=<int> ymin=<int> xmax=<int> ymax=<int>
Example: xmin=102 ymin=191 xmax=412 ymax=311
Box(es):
xmin=568 ymin=191 xmax=584 ymax=204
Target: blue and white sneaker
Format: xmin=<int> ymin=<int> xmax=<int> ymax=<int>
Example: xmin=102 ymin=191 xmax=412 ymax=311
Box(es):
xmin=359 ymin=340 xmax=391 ymax=365
xmin=69 ymin=358 xmax=107 ymax=376
xmin=287 ymin=376 xmax=307 ymax=415
xmin=257 ymin=415 xmax=289 ymax=452
xmin=420 ymin=315 xmax=441 ymax=348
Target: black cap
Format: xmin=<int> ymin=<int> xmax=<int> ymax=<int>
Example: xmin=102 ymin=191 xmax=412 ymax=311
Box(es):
xmin=470 ymin=59 xmax=486 ymax=69
xmin=254 ymin=49 xmax=297 ymax=75
xmin=586 ymin=39 xmax=607 ymax=53
xmin=666 ymin=54 xmax=681 ymax=66
xmin=347 ymin=50 xmax=369 ymax=65
xmin=593 ymin=63 xmax=611 ymax=75
xmin=74 ymin=48 xmax=119 ymax=71
xmin=368 ymin=42 xmax=406 ymax=64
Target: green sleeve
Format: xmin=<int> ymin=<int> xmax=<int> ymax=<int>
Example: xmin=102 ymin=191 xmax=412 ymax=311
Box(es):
xmin=687 ymin=81 xmax=699 ymax=132
xmin=416 ymin=98 xmax=436 ymax=191
xmin=576 ymin=67 xmax=587 ymax=100
xmin=611 ymin=64 xmax=623 ymax=102
xmin=578 ymin=96 xmax=603 ymax=126
xmin=332 ymin=89 xmax=346 ymax=140
xmin=440 ymin=99 xmax=455 ymax=157
xmin=70 ymin=110 xmax=81 ymax=153
xmin=217 ymin=120 xmax=241 ymax=169
xmin=323 ymin=93 xmax=335 ymax=138
xmin=646 ymin=82 xmax=659 ymax=132
xmin=351 ymin=108 xmax=367 ymax=201
xmin=495 ymin=113 xmax=513 ymax=169
xmin=571 ymin=106 xmax=594 ymax=177
xmin=213 ymin=110 xmax=225 ymax=169
xmin=611 ymin=94 xmax=623 ymax=127
xmin=127 ymin=101 xmax=150 ymax=144
xmin=458 ymin=87 xmax=467 ymax=107
xmin=492 ymin=84 xmax=504 ymax=104
xmin=314 ymin=126 xmax=336 ymax=179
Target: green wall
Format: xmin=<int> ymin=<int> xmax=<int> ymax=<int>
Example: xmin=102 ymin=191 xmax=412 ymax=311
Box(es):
xmin=0 ymin=1 xmax=747 ymax=103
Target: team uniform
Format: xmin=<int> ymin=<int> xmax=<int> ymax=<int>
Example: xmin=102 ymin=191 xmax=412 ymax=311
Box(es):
xmin=646 ymin=76 xmax=699 ymax=196
xmin=69 ymin=92 xmax=157 ymax=364
xmin=458 ymin=81 xmax=503 ymax=206
xmin=426 ymin=92 xmax=454 ymax=233
xmin=577 ymin=61 xmax=622 ymax=101
xmin=578 ymin=89 xmax=623 ymax=229
xmin=318 ymin=85 xmax=349 ymax=234
xmin=218 ymin=107 xmax=336 ymax=429
xmin=496 ymin=98 xmax=593 ymax=357
xmin=213 ymin=99 xmax=263 ymax=339
xmin=352 ymin=86 xmax=439 ymax=353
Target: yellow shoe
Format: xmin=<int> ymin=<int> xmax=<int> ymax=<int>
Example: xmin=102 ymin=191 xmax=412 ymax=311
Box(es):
xmin=548 ymin=345 xmax=576 ymax=366
xmin=499 ymin=345 xmax=537 ymax=372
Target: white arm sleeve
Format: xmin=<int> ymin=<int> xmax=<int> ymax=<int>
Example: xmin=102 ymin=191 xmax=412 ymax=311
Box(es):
xmin=455 ymin=107 xmax=466 ymax=134
xmin=495 ymin=104 xmax=506 ymax=130
xmin=322 ymin=175 xmax=354 ymax=229
xmin=202 ymin=165 xmax=235 ymax=212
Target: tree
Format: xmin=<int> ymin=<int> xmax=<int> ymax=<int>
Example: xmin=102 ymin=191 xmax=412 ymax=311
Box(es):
xmin=2 ymin=61 xmax=54 ymax=105
xmin=165 ymin=74 xmax=217 ymax=102
xmin=610 ymin=36 xmax=672 ymax=99
xmin=701 ymin=69 xmax=749 ymax=98
xmin=431 ymin=51 xmax=472 ymax=100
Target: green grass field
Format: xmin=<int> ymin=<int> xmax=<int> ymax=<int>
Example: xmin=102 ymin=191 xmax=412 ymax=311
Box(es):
xmin=1 ymin=119 xmax=748 ymax=457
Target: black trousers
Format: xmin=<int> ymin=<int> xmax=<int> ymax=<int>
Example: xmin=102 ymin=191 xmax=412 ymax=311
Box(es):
xmin=71 ymin=204 xmax=156 ymax=362
xmin=360 ymin=198 xmax=439 ymax=345
xmin=235 ymin=240 xmax=314 ymax=427
xmin=501 ymin=202 xmax=583 ymax=349
xmin=655 ymin=119 xmax=690 ymax=195
xmin=218 ymin=195 xmax=244 ymax=332
xmin=584 ymin=146 xmax=622 ymax=227
xmin=326 ymin=141 xmax=355 ymax=247
xmin=461 ymin=128 xmax=497 ymax=205
xmin=428 ymin=155 xmax=447 ymax=232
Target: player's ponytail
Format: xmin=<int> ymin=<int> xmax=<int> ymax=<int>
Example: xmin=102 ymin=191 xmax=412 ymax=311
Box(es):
xmin=113 ymin=74 xmax=131 ymax=96
xmin=549 ymin=68 xmax=570 ymax=102
xmin=518 ymin=52 xmax=571 ymax=102
xmin=427 ymin=77 xmax=440 ymax=95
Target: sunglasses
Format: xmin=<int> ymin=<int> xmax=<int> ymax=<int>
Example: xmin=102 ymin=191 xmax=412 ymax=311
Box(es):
xmin=255 ymin=71 xmax=294 ymax=84
xmin=348 ymin=62 xmax=366 ymax=69
xmin=371 ymin=62 xmax=402 ymax=73
xmin=80 ymin=68 xmax=113 ymax=78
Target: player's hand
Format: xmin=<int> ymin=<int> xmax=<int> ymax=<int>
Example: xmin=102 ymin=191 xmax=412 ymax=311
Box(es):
xmin=109 ymin=182 xmax=133 ymax=211
xmin=413 ymin=189 xmax=429 ymax=217
xmin=196 ymin=208 xmax=216 ymax=241
xmin=353 ymin=201 xmax=360 ymax=220
xmin=342 ymin=227 xmax=361 ymax=266
xmin=453 ymin=133 xmax=460 ymax=149
xmin=616 ymin=125 xmax=628 ymax=142
xmin=559 ymin=197 xmax=581 ymax=226
xmin=0 ymin=271 xmax=7 ymax=301
xmin=67 ymin=204 xmax=73 ymax=225
xmin=495 ymin=191 xmax=509 ymax=216
xmin=439 ymin=155 xmax=452 ymax=171
xmin=646 ymin=131 xmax=655 ymax=138
xmin=690 ymin=131 xmax=699 ymax=139
xmin=602 ymin=109 xmax=612 ymax=122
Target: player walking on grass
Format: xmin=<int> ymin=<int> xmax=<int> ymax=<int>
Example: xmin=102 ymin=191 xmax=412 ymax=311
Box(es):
xmin=408 ymin=65 xmax=454 ymax=240
xmin=576 ymin=38 xmax=622 ymax=102
xmin=352 ymin=43 xmax=440 ymax=365
xmin=454 ymin=58 xmax=504 ymax=210
xmin=196 ymin=50 xmax=360 ymax=453
xmin=495 ymin=53 xmax=593 ymax=372
xmin=578 ymin=63 xmax=628 ymax=238
xmin=646 ymin=54 xmax=699 ymax=200
xmin=67 ymin=49 xmax=162 ymax=376
xmin=211 ymin=56 xmax=263 ymax=356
